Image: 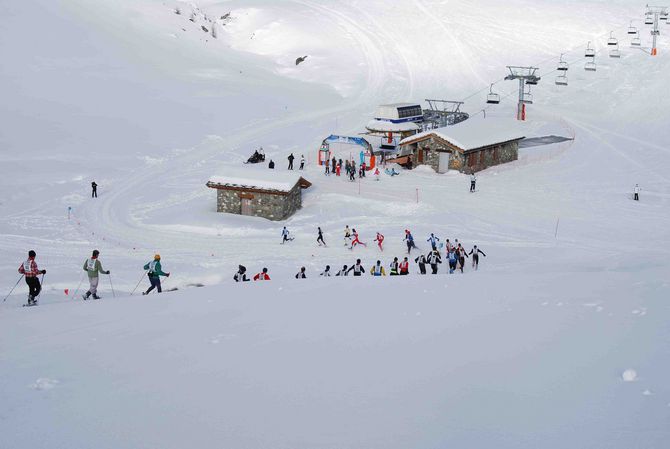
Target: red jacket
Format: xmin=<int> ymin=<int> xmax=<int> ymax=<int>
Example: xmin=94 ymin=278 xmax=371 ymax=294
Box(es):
xmin=254 ymin=273 xmax=270 ymax=281
xmin=18 ymin=258 xmax=40 ymax=277
xmin=399 ymin=261 xmax=409 ymax=273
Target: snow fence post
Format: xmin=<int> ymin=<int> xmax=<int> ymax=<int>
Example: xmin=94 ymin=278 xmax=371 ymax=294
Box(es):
xmin=416 ymin=188 xmax=419 ymax=204
xmin=554 ymin=217 xmax=560 ymax=238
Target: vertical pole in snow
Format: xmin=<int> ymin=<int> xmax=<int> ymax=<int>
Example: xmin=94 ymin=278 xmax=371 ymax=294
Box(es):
xmin=554 ymin=218 xmax=560 ymax=238
xmin=652 ymin=12 xmax=659 ymax=56
xmin=416 ymin=188 xmax=419 ymax=204
xmin=517 ymin=78 xmax=525 ymax=121
xmin=68 ymin=206 xmax=71 ymax=220
xmin=358 ymin=177 xmax=361 ymax=195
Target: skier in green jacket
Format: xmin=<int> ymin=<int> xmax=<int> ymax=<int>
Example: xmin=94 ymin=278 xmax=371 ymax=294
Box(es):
xmin=142 ymin=254 xmax=170 ymax=295
xmin=82 ymin=249 xmax=109 ymax=300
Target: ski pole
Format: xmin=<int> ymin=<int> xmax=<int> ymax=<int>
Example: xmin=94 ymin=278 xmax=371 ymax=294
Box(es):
xmin=36 ymin=273 xmax=46 ymax=301
xmin=3 ymin=275 xmax=24 ymax=302
xmin=130 ymin=271 xmax=147 ymax=296
xmin=73 ymin=271 xmax=86 ymax=299
xmin=108 ymin=273 xmax=116 ymax=298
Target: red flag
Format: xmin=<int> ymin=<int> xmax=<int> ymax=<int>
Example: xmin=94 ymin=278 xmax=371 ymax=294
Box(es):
xmin=64 ymin=289 xmax=69 ymax=295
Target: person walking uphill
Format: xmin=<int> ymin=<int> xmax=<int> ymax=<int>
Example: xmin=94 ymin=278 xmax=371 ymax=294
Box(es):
xmin=142 ymin=254 xmax=170 ymax=295
xmin=18 ymin=250 xmax=46 ymax=306
xmin=91 ymin=181 xmax=98 ymax=198
xmin=470 ymin=173 xmax=477 ymax=193
xmin=468 ymin=245 xmax=487 ymax=270
xmin=287 ymin=153 xmax=295 ymax=170
xmin=634 ymin=183 xmax=640 ymax=201
xmin=82 ymin=249 xmax=110 ymax=300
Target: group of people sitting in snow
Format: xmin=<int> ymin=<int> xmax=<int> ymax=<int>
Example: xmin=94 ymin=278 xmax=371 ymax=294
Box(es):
xmin=234 ymin=226 xmax=487 ymax=282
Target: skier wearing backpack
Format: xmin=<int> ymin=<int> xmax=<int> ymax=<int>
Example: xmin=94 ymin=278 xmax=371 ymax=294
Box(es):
xmin=346 ymin=259 xmax=366 ymax=276
xmin=253 ymin=268 xmax=271 ymax=281
xmin=82 ymin=249 xmax=110 ymax=300
xmin=389 ymin=257 xmax=399 ymax=276
xmin=295 ymin=267 xmax=307 ymax=279
xmin=370 ymin=260 xmax=386 ymax=276
xmin=299 ymin=155 xmax=305 ymax=170
xmin=336 ymin=265 xmax=349 ymax=276
xmin=448 ymin=249 xmax=458 ymax=273
xmin=427 ymin=249 xmax=442 ymax=274
xmin=427 ymin=233 xmax=440 ymax=251
xmin=320 ymin=265 xmax=332 ymax=277
xmin=415 ymin=253 xmax=427 ymax=275
xmin=142 ymin=254 xmax=170 ymax=295
xmin=468 ymin=245 xmax=487 ymax=270
xmin=234 ymin=265 xmax=250 ymax=282
xmin=18 ymin=250 xmax=46 ymax=306
xmin=317 ymin=227 xmax=326 ymax=246
xmin=374 ymin=232 xmax=384 ymax=251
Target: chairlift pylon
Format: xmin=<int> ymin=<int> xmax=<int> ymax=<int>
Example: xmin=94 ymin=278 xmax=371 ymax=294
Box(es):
xmin=585 ymin=41 xmax=596 ymax=58
xmin=555 ymin=74 xmax=568 ymax=86
xmin=557 ymin=53 xmax=569 ymax=71
xmin=486 ymin=84 xmax=500 ymax=105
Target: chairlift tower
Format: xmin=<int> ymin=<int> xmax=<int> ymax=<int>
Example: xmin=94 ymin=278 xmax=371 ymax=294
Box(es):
xmin=504 ymin=66 xmax=540 ymax=121
xmin=646 ymin=5 xmax=669 ymax=55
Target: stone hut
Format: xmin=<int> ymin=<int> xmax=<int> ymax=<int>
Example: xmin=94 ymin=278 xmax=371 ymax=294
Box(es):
xmin=398 ymin=118 xmax=525 ymax=173
xmin=206 ymin=171 xmax=311 ymax=221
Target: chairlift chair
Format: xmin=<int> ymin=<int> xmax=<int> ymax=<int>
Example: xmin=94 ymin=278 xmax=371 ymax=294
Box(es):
xmin=555 ymin=74 xmax=568 ymax=86
xmin=557 ymin=53 xmax=569 ymax=71
xmin=628 ymin=21 xmax=638 ymax=34
xmin=486 ymin=84 xmax=500 ymax=105
xmin=523 ymin=87 xmax=533 ymax=104
xmin=609 ymin=48 xmax=621 ymax=58
xmin=585 ymin=41 xmax=596 ymax=58
xmin=585 ymin=60 xmax=597 ymax=71
xmin=645 ymin=14 xmax=654 ymax=25
xmin=661 ymin=12 xmax=668 ymax=21
xmin=607 ymin=32 xmax=618 ymax=46
xmin=526 ymin=78 xmax=538 ymax=86
xmin=631 ymin=31 xmax=641 ymax=46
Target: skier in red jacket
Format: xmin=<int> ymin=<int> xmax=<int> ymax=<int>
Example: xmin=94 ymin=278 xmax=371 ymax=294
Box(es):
xmin=18 ymin=250 xmax=46 ymax=305
xmin=374 ymin=232 xmax=384 ymax=251
xmin=254 ymin=268 xmax=271 ymax=281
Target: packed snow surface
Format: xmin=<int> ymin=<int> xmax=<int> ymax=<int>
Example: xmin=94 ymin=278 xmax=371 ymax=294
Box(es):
xmin=1 ymin=0 xmax=669 ymax=448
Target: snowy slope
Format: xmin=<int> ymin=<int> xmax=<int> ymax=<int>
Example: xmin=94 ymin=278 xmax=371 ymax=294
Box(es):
xmin=1 ymin=273 xmax=668 ymax=449
xmin=1 ymin=0 xmax=670 ymax=447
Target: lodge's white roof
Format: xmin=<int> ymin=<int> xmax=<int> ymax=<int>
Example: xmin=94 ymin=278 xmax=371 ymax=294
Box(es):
xmin=399 ymin=117 xmax=525 ymax=151
xmin=208 ymin=168 xmax=304 ymax=192
xmin=365 ymin=119 xmax=421 ymax=133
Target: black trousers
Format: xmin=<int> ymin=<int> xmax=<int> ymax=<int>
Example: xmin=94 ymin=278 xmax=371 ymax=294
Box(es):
xmin=634 ymin=193 xmax=639 ymax=201
xmin=431 ymin=264 xmax=439 ymax=274
xmin=26 ymin=276 xmax=41 ymax=298
xmin=418 ymin=264 xmax=426 ymax=274
xmin=92 ymin=188 xmax=97 ymax=198
xmin=288 ymin=161 xmax=293 ymax=170
xmin=146 ymin=275 xmax=162 ymax=294
xmin=470 ymin=182 xmax=476 ymax=192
